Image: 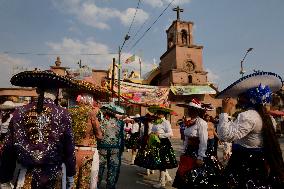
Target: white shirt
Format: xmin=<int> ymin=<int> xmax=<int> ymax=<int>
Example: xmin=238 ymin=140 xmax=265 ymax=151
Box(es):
xmin=151 ymin=117 xmax=173 ymax=138
xmin=140 ymin=122 xmax=153 ymax=137
xmin=218 ymin=110 xmax=263 ymax=148
xmin=183 ymin=117 xmax=208 ymax=160
xmin=0 ymin=114 xmax=12 ymax=134
xmin=131 ymin=122 xmax=140 ymax=134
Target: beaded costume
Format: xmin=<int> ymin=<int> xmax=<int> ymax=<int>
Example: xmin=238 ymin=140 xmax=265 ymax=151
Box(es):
xmin=97 ymin=117 xmax=124 ymax=189
xmin=0 ymin=98 xmax=76 ymax=189
xmin=69 ymin=104 xmax=99 ymax=189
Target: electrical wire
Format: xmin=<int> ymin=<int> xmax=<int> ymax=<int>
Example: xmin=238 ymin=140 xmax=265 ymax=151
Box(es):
xmin=129 ymin=0 xmax=175 ymax=51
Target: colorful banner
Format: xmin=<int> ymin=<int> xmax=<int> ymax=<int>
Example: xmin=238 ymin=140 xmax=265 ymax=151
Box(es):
xmin=125 ymin=55 xmax=135 ymax=64
xmin=113 ymin=81 xmax=169 ymax=106
xmin=170 ymin=85 xmax=216 ymax=95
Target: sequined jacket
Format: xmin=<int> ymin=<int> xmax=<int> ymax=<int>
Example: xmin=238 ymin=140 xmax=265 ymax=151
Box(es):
xmin=97 ymin=117 xmax=124 ymax=149
xmin=0 ymin=98 xmax=76 ymax=183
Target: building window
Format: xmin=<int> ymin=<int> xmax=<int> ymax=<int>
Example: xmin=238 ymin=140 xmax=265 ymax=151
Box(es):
xmin=181 ymin=30 xmax=187 ymax=45
xmin=188 ymin=75 xmax=193 ymax=83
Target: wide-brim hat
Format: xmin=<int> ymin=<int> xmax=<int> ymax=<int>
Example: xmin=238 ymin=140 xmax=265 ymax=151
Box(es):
xmin=101 ymin=103 xmax=125 ymax=115
xmin=176 ymin=98 xmax=204 ymax=110
xmin=216 ymin=72 xmax=283 ymax=99
xmin=148 ymin=105 xmax=173 ymax=114
xmin=0 ymin=101 xmax=16 ymax=110
xmin=10 ymin=70 xmax=74 ymax=88
xmin=70 ymin=79 xmax=111 ymax=98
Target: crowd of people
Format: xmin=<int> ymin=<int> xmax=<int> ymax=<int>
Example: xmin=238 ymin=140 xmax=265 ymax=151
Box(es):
xmin=0 ymin=70 xmax=284 ymax=189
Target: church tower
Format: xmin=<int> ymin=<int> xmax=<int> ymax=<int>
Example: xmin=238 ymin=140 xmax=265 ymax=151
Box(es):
xmin=159 ymin=6 xmax=208 ymax=86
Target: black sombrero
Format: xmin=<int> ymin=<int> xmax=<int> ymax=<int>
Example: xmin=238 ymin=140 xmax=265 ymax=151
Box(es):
xmin=216 ymin=71 xmax=283 ymax=99
xmin=10 ymin=70 xmax=74 ymax=88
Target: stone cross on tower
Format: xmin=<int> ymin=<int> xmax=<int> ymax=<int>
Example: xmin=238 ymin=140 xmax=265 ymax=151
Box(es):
xmin=173 ymin=6 xmax=184 ymax=20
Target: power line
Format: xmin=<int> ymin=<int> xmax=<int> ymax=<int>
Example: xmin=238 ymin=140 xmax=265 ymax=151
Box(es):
xmin=1 ymin=51 xmax=118 ymax=56
xmin=129 ymin=0 xmax=175 ymax=51
xmin=126 ymin=0 xmax=141 ymax=38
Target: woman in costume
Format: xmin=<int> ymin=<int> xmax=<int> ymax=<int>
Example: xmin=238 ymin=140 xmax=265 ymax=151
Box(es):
xmin=172 ymin=98 xmax=223 ymax=189
xmin=0 ymin=70 xmax=76 ymax=189
xmin=128 ymin=114 xmax=141 ymax=165
xmin=146 ymin=105 xmax=178 ymax=188
xmin=97 ymin=102 xmax=125 ymax=189
xmin=216 ymin=71 xmax=284 ymax=188
xmin=133 ymin=113 xmax=155 ymax=175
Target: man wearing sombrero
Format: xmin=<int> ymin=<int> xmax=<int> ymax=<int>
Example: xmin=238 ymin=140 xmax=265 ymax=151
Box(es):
xmin=0 ymin=70 xmax=76 ymax=189
xmin=216 ymin=71 xmax=284 ymax=188
xmin=97 ymin=102 xmax=125 ymax=189
xmin=67 ymin=79 xmax=104 ymax=189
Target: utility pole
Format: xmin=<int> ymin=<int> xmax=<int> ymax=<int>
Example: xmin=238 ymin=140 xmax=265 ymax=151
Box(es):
xmin=111 ymin=58 xmax=115 ymax=98
xmin=117 ymin=34 xmax=130 ymax=105
xmin=240 ymin=48 xmax=253 ymax=77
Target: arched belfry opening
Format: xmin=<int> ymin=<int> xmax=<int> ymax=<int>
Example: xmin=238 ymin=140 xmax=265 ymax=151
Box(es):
xmin=181 ymin=29 xmax=188 ymax=45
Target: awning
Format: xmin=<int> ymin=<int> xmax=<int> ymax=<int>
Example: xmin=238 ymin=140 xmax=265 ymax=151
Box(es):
xmin=170 ymin=85 xmax=216 ymax=95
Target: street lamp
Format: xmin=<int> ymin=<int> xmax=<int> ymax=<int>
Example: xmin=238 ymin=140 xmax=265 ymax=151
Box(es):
xmin=240 ymin=48 xmax=253 ymax=77
xmin=118 ymin=34 xmax=130 ymax=105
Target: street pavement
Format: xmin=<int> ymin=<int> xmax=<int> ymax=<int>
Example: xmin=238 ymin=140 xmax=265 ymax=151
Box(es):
xmin=113 ymin=137 xmax=284 ymax=189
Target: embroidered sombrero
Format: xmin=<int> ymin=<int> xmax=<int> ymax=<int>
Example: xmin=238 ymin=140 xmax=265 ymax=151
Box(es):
xmin=216 ymin=72 xmax=283 ymax=99
xmin=148 ymin=105 xmax=173 ymax=114
xmin=100 ymin=102 xmax=125 ymax=115
xmin=10 ymin=70 xmax=74 ymax=88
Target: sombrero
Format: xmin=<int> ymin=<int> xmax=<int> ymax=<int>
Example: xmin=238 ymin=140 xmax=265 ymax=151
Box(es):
xmin=0 ymin=101 xmax=16 ymax=110
xmin=216 ymin=72 xmax=283 ymax=99
xmin=10 ymin=70 xmax=74 ymax=88
xmin=148 ymin=105 xmax=173 ymax=114
xmin=176 ymin=98 xmax=204 ymax=109
xmin=70 ymin=79 xmax=111 ymax=98
xmin=101 ymin=102 xmax=125 ymax=115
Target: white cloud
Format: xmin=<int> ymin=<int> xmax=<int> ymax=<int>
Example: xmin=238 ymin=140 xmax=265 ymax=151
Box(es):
xmin=120 ymin=8 xmax=149 ymax=26
xmin=46 ymin=37 xmax=115 ymax=70
xmin=52 ymin=0 xmax=149 ymax=29
xmin=144 ymin=0 xmax=191 ymax=8
xmin=206 ymin=68 xmax=219 ymax=83
xmin=0 ymin=54 xmax=31 ymax=87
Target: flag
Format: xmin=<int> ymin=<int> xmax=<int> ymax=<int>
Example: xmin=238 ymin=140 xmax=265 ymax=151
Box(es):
xmin=125 ymin=55 xmax=135 ymax=64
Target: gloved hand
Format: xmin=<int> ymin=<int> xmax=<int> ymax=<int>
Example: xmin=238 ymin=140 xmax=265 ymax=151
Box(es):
xmin=0 ymin=182 xmax=12 ymax=189
xmin=66 ymin=176 xmax=74 ymax=189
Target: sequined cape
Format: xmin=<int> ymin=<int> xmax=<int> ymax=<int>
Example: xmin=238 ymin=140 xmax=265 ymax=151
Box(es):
xmin=0 ymin=98 xmax=76 ymax=184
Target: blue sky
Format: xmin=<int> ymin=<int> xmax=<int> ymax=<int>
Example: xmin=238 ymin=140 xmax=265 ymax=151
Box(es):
xmin=0 ymin=0 xmax=283 ymax=90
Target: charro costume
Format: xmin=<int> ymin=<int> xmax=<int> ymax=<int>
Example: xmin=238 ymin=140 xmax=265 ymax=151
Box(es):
xmin=68 ymin=80 xmax=106 ymax=189
xmin=0 ymin=70 xmax=76 ymax=189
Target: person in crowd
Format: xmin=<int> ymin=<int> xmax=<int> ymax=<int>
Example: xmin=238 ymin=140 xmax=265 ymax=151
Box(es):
xmin=146 ymin=105 xmax=177 ymax=188
xmin=173 ymin=98 xmax=223 ymax=189
xmin=0 ymin=70 xmax=76 ymax=189
xmin=216 ymin=71 xmax=284 ymax=188
xmin=97 ymin=102 xmax=125 ymax=189
xmin=123 ymin=116 xmax=133 ymax=152
xmin=204 ymin=114 xmax=218 ymax=152
xmin=177 ymin=116 xmax=186 ymax=144
xmin=0 ymin=101 xmax=16 ymax=152
xmin=128 ymin=114 xmax=141 ymax=165
xmin=68 ymin=85 xmax=103 ymax=189
xmin=133 ymin=113 xmax=155 ymax=176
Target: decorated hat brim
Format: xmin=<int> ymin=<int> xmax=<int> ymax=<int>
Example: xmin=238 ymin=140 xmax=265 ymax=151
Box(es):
xmin=10 ymin=70 xmax=74 ymax=88
xmin=101 ymin=105 xmax=125 ymax=115
xmin=148 ymin=106 xmax=173 ymax=114
xmin=69 ymin=79 xmax=111 ymax=98
xmin=216 ymin=72 xmax=283 ymax=99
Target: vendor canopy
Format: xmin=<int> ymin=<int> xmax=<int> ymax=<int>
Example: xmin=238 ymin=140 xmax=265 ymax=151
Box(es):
xmin=113 ymin=81 xmax=169 ymax=106
xmin=170 ymin=85 xmax=216 ymax=95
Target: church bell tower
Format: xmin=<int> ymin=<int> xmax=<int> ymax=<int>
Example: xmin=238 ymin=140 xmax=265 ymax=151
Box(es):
xmin=159 ymin=6 xmax=208 ymax=86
